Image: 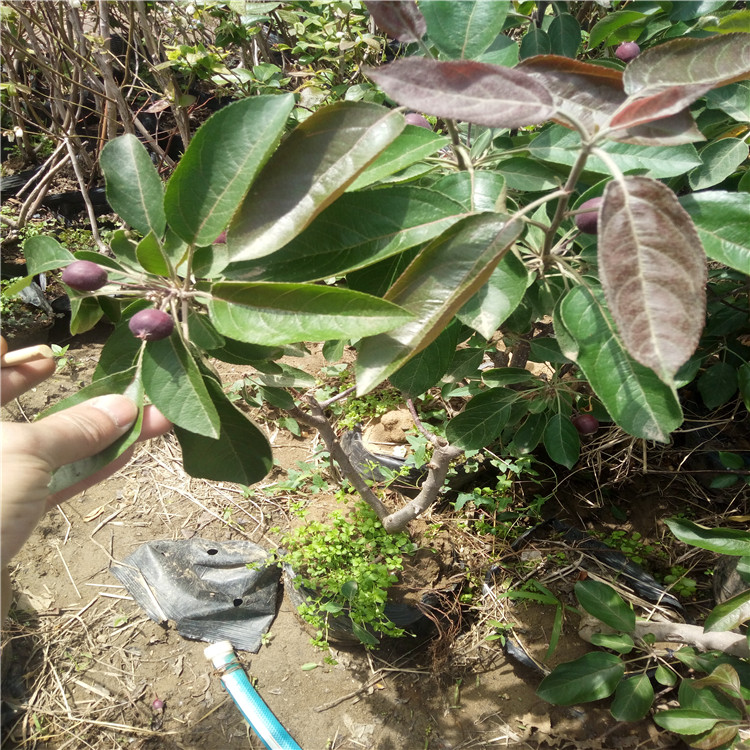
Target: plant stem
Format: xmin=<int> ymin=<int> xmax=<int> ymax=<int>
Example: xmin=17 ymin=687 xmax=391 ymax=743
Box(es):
xmin=541 ymin=139 xmax=594 ymax=258
xmin=286 ymin=398 xmax=392 ymax=523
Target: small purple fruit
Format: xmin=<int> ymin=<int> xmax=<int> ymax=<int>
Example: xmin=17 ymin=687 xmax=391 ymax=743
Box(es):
xmin=128 ymin=308 xmax=174 ymax=342
xmin=572 ymin=414 xmax=600 ymax=435
xmin=152 ymin=698 xmax=165 ymax=712
xmin=61 ymin=260 xmax=108 ymax=291
xmin=214 ymin=230 xmax=227 ymax=244
xmin=575 ymin=196 xmax=603 ymax=235
xmin=404 ymin=113 xmax=431 ymax=129
xmin=615 ymin=42 xmax=640 ymax=63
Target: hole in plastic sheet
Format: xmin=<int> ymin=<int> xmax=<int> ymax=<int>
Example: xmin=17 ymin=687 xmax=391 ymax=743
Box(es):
xmin=207 ymin=549 xmax=218 ymax=555
xmin=233 ymin=598 xmax=243 ymax=607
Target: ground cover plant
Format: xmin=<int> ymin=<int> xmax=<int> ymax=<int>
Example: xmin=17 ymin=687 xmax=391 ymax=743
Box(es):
xmin=3 ymin=1 xmax=750 ymax=746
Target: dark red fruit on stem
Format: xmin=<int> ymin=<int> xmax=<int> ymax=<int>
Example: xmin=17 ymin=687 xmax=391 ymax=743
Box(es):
xmin=572 ymin=414 xmax=600 ymax=435
xmin=61 ymin=260 xmax=108 ymax=291
xmin=615 ymin=42 xmax=640 ymax=62
xmin=128 ymin=309 xmax=174 ymax=341
xmin=404 ymin=113 xmax=431 ymax=129
xmin=575 ymin=196 xmax=603 ymax=235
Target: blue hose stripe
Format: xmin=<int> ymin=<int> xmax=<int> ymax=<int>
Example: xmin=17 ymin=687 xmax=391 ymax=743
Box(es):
xmin=221 ymin=671 xmax=302 ymax=750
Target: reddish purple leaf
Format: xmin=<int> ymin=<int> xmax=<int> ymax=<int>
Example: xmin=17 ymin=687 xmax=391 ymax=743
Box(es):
xmin=624 ymin=33 xmax=750 ymax=96
xmin=609 ymin=83 xmax=714 ymax=131
xmin=365 ymin=1 xmax=426 ymax=43
xmin=367 ymin=58 xmax=555 ymax=128
xmin=518 ymin=56 xmax=624 ymax=136
xmin=599 ymin=177 xmax=707 ymax=383
xmin=518 ymin=55 xmax=703 ymax=145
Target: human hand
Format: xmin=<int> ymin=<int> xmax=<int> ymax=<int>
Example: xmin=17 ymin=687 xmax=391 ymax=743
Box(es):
xmin=1 ymin=337 xmax=171 ymax=613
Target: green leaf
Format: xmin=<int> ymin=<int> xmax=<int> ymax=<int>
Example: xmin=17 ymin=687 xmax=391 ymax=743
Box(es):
xmin=192 ymin=241 xmax=231 ymax=278
xmin=543 ymin=413 xmax=580 ymax=469
xmin=529 ymin=125 xmax=702 ymax=178
xmin=704 ymin=589 xmax=750 ymax=635
xmin=251 ymin=362 xmax=316 ymax=389
xmin=135 ymin=231 xmax=171 ymax=276
xmin=420 ymin=0 xmax=510 ymax=59
xmin=174 ymin=376 xmax=273 ymax=484
xmin=529 ymin=337 xmax=570 ymax=364
xmin=704 ymin=8 xmax=750 ymax=34
xmin=100 ymin=134 xmax=167 ymax=238
xmin=457 ymin=251 xmax=530 ymax=339
xmin=611 ymin=673 xmax=654 ymax=721
xmin=689 ymin=138 xmax=749 ymax=190
xmin=655 ymin=665 xmax=678 ymax=687
xmin=109 ymin=230 xmax=140 ymax=270
xmin=520 ymin=27 xmax=551 ymax=60
xmin=575 ymin=579 xmax=636 ymax=633
xmin=207 ymin=281 xmax=412 ymax=346
xmin=224 ymin=185 xmax=473 ymax=282
xmin=227 ymin=102 xmax=405 ymax=261
xmin=389 ymin=319 xmax=460 ymax=397
xmin=71 ymin=249 xmax=128 ymax=273
xmin=554 ymin=284 xmax=683 ymax=442
xmin=599 ymin=176 xmax=706 ymax=384
xmin=548 ymin=13 xmax=581 ymax=58
xmin=165 ymin=95 xmax=294 ymax=247
xmin=590 ymin=632 xmax=635 ymax=654
xmin=445 ymin=388 xmax=514 ymax=450
xmin=653 ymin=709 xmax=723 ymax=735
xmin=665 ymin=519 xmax=750 ymax=556
xmin=206 ymin=337 xmax=283 ymax=367
xmin=509 ymin=412 xmax=547 ymax=455
xmin=347 ymin=126 xmax=449 ymax=191
xmin=679 ymin=191 xmax=750 ymax=274
xmin=692 ymin=664 xmax=746 ymax=704
xmin=680 ymin=671 xmax=747 ymax=718
xmin=1 ymin=275 xmax=33 ymax=297
xmin=355 ymin=213 xmax=522 ymax=395
xmin=588 ymin=11 xmax=646 ymax=49
xmin=93 ymin=301 xmax=150 ymax=380
xmin=69 ymin=296 xmax=103 ymax=335
xmin=704 ymin=81 xmax=750 ymax=123
xmin=698 ymin=361 xmax=738 ymax=410
xmin=536 ymin=652 xmax=626 ymax=706
xmin=22 ymin=235 xmax=75 ymax=274
xmin=495 ymin=157 xmax=562 ymax=191
xmin=351 ymin=621 xmax=380 ymax=647
xmin=43 ymin=367 xmax=145 ymax=495
xmin=186 ymin=310 xmax=225 ymax=350
xmin=142 ymin=335 xmax=221 ymax=438
xmin=739 ymin=363 xmax=750 ymax=410
xmin=482 ymin=367 xmax=536 ymax=388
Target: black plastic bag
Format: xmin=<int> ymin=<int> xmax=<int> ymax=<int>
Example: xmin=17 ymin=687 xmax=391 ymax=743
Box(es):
xmin=110 ymin=539 xmax=281 ymax=652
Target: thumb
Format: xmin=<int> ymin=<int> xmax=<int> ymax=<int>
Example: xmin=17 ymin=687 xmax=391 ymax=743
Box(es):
xmin=34 ymin=394 xmax=138 ymax=471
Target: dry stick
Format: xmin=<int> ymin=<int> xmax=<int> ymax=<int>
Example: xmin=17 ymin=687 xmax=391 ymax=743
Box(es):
xmin=63 ymin=136 xmax=107 ymax=252
xmin=314 ymin=670 xmax=386 ymax=712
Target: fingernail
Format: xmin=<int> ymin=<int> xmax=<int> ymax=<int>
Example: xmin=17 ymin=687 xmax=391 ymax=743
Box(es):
xmin=89 ymin=394 xmax=138 ymax=431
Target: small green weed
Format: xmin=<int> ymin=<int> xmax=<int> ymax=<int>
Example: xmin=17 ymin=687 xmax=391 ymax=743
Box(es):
xmin=279 ymin=502 xmax=417 ymax=650
xmin=663 ymin=565 xmax=699 ymax=599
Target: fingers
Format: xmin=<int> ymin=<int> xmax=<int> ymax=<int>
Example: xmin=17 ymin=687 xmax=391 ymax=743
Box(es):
xmin=45 ymin=404 xmax=172 ymax=506
xmin=0 ymin=342 xmax=56 ymax=405
xmin=140 ymin=404 xmax=173 ymax=441
xmin=33 ymin=394 xmax=139 ymax=470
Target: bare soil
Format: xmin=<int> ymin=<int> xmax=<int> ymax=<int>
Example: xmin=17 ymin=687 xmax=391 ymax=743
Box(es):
xmin=1 ymin=326 xmax=717 ymax=749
